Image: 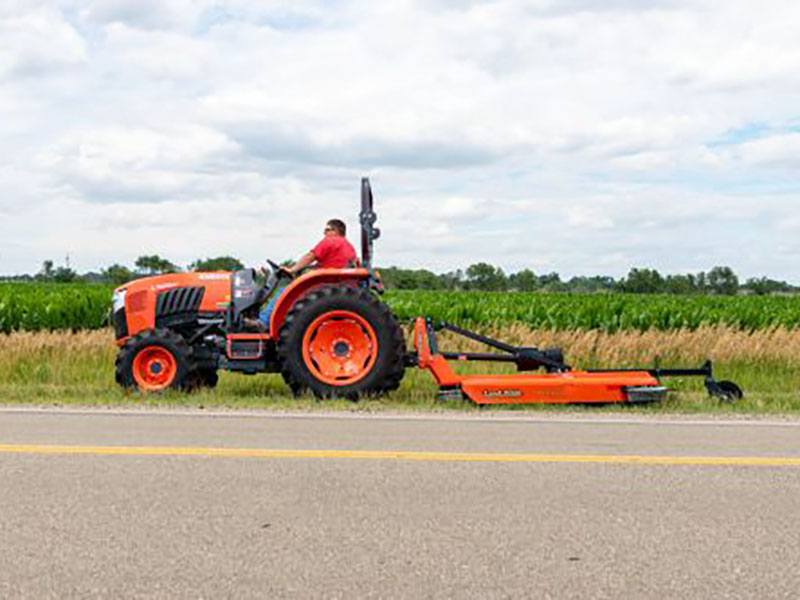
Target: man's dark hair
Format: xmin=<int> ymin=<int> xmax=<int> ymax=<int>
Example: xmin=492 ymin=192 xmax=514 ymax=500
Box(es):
xmin=327 ymin=219 xmax=346 ymax=236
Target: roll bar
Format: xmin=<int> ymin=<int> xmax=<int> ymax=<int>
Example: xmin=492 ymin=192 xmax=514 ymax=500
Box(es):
xmin=360 ymin=177 xmax=380 ymax=271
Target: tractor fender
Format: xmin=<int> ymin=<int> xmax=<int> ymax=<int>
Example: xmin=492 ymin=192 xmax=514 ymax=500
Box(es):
xmin=268 ymin=268 xmax=371 ymax=336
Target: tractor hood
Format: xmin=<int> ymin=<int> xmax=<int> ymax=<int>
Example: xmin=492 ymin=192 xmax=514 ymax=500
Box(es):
xmin=116 ymin=272 xmax=232 ymax=308
xmin=113 ymin=272 xmax=233 ymax=340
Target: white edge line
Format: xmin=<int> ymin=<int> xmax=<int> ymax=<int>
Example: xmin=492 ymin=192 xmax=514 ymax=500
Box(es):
xmin=0 ymin=405 xmax=799 ymax=428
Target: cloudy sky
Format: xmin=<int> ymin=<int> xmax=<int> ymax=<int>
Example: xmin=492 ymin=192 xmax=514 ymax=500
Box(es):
xmin=1 ymin=0 xmax=799 ymax=280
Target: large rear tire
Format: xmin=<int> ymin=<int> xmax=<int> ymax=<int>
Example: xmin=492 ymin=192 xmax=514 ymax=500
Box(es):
xmin=115 ymin=329 xmax=194 ymax=392
xmin=277 ymin=285 xmax=406 ymax=399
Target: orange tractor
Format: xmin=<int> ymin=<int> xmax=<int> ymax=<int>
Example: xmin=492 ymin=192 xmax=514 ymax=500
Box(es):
xmin=113 ymin=179 xmax=404 ymax=399
xmin=112 ymin=179 xmax=742 ymax=404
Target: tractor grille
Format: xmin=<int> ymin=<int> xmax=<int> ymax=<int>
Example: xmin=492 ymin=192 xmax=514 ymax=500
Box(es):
xmin=156 ymin=287 xmax=205 ymax=319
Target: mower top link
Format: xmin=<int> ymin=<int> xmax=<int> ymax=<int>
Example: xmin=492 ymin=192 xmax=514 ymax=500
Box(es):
xmin=110 ymin=178 xmax=743 ymax=404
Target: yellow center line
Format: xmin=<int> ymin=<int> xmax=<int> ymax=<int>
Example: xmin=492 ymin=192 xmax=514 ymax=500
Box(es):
xmin=0 ymin=444 xmax=799 ymax=466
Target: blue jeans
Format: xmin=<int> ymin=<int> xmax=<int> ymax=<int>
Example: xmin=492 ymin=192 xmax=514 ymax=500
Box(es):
xmin=258 ymin=284 xmax=287 ymax=330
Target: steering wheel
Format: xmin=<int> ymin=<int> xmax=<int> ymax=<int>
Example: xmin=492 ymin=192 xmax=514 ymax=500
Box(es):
xmin=266 ymin=259 xmax=296 ymax=280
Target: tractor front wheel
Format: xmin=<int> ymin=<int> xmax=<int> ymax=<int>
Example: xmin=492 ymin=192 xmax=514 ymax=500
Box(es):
xmin=277 ymin=285 xmax=406 ymax=399
xmin=115 ymin=329 xmax=194 ymax=392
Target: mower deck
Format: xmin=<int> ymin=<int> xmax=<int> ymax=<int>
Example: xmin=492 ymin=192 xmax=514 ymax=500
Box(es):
xmin=452 ymin=371 xmax=665 ymax=405
xmin=409 ymin=317 xmax=741 ymax=405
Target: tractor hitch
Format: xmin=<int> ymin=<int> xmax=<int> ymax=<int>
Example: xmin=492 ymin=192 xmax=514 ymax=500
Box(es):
xmin=427 ymin=320 xmax=570 ymax=373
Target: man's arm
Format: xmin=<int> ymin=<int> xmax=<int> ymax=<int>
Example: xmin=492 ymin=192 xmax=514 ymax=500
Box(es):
xmin=288 ymin=251 xmax=316 ymax=275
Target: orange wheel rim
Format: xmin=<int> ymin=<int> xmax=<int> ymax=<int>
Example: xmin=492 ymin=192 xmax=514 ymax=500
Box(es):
xmin=132 ymin=346 xmax=178 ymax=391
xmin=302 ymin=310 xmax=378 ymax=386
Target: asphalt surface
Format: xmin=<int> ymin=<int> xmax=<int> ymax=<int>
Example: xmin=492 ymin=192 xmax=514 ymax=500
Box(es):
xmin=1 ymin=408 xmax=800 ymax=599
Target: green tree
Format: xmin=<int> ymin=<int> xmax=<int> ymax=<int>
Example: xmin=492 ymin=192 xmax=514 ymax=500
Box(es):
xmin=664 ymin=274 xmax=696 ymax=295
xmin=537 ymin=272 xmax=563 ymax=291
xmin=439 ymin=270 xmax=464 ymax=290
xmin=707 ymin=266 xmax=739 ymax=295
xmin=744 ymin=277 xmax=793 ymax=295
xmin=189 ymin=256 xmax=244 ymax=272
xmin=465 ymin=263 xmax=507 ymax=291
xmin=52 ymin=266 xmax=78 ymax=283
xmin=380 ymin=267 xmax=444 ymax=290
xmin=567 ymin=275 xmax=615 ymax=293
xmin=135 ymin=255 xmax=179 ymax=275
xmin=509 ymin=269 xmax=538 ymax=292
xmin=618 ymin=268 xmax=664 ymax=294
xmin=695 ymin=271 xmax=707 ymax=293
xmin=102 ymin=264 xmax=135 ymax=285
xmin=37 ymin=260 xmax=55 ymax=282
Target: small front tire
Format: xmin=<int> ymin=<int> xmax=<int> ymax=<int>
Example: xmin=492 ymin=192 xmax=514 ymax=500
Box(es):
xmin=115 ymin=329 xmax=193 ymax=392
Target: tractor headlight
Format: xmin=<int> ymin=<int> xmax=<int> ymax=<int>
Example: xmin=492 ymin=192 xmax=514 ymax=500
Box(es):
xmin=112 ymin=289 xmax=127 ymax=313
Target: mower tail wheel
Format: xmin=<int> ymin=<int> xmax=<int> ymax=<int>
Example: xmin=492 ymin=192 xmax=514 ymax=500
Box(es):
xmin=277 ymin=285 xmax=406 ymax=400
xmin=115 ymin=329 xmax=194 ymax=393
xmin=715 ymin=380 xmax=744 ymax=402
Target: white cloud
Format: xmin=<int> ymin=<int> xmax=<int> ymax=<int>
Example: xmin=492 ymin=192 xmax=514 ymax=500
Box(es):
xmin=729 ymin=133 xmax=800 ymax=169
xmin=1 ymin=0 xmax=799 ymax=280
xmin=0 ymin=5 xmax=86 ymax=78
xmin=36 ymin=126 xmax=241 ymax=203
xmin=74 ymin=0 xmax=212 ymax=30
xmin=566 ymin=206 xmax=615 ymax=230
xmin=102 ymin=23 xmax=216 ymax=80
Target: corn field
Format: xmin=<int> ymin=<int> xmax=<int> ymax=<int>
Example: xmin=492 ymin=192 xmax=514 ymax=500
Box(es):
xmin=2 ymin=282 xmax=800 ymax=333
xmin=388 ymin=290 xmax=800 ymax=332
xmin=0 ymin=283 xmax=111 ymax=333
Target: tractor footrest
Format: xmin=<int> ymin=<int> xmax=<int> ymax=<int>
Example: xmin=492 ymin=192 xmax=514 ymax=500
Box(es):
xmin=625 ymin=386 xmax=668 ymax=403
xmin=226 ymin=334 xmax=269 ymax=360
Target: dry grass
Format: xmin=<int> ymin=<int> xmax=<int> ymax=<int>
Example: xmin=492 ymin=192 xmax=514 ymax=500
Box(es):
xmin=461 ymin=324 xmax=800 ymax=366
xmin=1 ymin=326 xmax=799 ymax=412
xmin=0 ymin=329 xmax=114 ymax=355
xmin=5 ymin=325 xmax=800 ymax=372
xmin=0 ymin=329 xmax=115 ymax=386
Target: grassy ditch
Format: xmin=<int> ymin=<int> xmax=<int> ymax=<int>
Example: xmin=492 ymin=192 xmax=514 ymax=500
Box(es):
xmin=1 ymin=327 xmax=799 ymax=413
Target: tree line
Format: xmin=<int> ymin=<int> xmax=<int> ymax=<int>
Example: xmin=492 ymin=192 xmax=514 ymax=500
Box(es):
xmin=380 ymin=264 xmax=796 ymax=296
xmin=2 ymin=256 xmax=796 ymax=296
xmin=3 ymin=256 xmax=244 ymax=285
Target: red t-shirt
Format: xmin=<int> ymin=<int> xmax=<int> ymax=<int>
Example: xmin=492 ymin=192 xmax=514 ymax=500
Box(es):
xmin=312 ymin=236 xmax=358 ymax=268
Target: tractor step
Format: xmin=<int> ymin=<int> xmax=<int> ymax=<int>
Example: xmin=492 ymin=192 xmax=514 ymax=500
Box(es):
xmin=624 ymin=386 xmax=668 ymax=403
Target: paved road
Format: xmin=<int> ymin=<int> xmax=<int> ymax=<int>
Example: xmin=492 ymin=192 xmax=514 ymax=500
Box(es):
xmin=1 ymin=408 xmax=799 ymax=598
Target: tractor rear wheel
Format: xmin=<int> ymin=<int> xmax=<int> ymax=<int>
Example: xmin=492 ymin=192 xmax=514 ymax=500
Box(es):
xmin=277 ymin=285 xmax=406 ymax=399
xmin=115 ymin=329 xmax=194 ymax=392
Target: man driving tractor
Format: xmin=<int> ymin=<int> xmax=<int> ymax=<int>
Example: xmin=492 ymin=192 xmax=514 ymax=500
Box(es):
xmin=246 ymin=219 xmax=360 ymax=330
xmin=283 ymin=219 xmax=359 ymax=275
